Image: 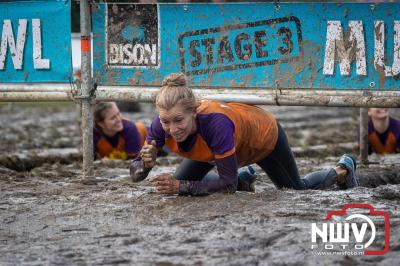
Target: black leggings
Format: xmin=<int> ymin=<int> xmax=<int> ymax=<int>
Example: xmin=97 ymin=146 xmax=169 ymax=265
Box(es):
xmin=257 ymin=123 xmax=338 ymax=189
xmin=175 ymin=123 xmax=338 ymax=190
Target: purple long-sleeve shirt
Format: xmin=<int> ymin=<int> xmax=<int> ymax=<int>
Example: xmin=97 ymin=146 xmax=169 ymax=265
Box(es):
xmin=135 ymin=113 xmax=239 ymax=195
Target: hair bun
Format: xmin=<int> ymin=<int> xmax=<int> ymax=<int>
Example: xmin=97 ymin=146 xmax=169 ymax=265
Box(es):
xmin=162 ymin=73 xmax=187 ymax=87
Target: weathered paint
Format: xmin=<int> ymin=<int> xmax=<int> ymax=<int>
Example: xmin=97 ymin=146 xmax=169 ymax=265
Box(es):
xmin=93 ymin=3 xmax=400 ymax=90
xmin=323 ymin=21 xmax=367 ymax=76
xmin=0 ymin=0 xmax=72 ymax=82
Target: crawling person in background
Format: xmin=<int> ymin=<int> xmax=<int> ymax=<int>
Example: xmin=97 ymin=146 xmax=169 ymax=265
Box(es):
xmin=365 ymin=108 xmax=400 ymax=154
xmin=130 ymin=73 xmax=359 ymax=196
xmin=93 ymin=102 xmax=147 ymax=160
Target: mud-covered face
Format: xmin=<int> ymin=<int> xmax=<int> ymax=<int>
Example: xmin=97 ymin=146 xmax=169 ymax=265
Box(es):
xmin=158 ymin=104 xmax=196 ymax=142
xmin=98 ymin=103 xmax=124 ymax=136
xmin=368 ymin=108 xmax=389 ymax=120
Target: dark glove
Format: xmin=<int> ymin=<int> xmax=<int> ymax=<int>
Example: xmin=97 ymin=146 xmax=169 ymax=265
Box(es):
xmin=130 ymin=159 xmax=151 ymax=182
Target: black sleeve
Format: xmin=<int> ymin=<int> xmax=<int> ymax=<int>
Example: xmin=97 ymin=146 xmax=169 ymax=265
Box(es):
xmin=179 ymin=154 xmax=238 ymax=196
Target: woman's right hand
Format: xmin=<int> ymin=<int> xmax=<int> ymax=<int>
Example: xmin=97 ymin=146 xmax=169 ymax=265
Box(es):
xmin=140 ymin=140 xmax=157 ymax=168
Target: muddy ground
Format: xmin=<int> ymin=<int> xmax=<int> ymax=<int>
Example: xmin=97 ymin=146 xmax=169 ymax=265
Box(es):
xmin=0 ymin=103 xmax=399 ymax=265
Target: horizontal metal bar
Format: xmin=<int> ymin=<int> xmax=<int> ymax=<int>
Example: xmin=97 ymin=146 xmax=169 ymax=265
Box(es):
xmin=1 ymin=85 xmax=400 ymax=107
xmin=96 ymin=85 xmax=400 ymax=96
xmin=96 ymin=86 xmax=400 ymax=107
xmin=0 ymin=92 xmax=73 ymax=101
xmin=0 ymin=83 xmax=73 ymax=92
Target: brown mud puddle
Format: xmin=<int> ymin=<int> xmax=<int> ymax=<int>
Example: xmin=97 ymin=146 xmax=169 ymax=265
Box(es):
xmin=0 ymin=104 xmax=399 ymax=265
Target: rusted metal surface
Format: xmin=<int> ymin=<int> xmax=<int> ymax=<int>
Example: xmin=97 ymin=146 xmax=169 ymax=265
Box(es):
xmin=80 ymin=0 xmax=94 ymax=180
xmin=0 ymin=0 xmax=72 ymax=82
xmin=93 ymin=3 xmax=400 ymax=90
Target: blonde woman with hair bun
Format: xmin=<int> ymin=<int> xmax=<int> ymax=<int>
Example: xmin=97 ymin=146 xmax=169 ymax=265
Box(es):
xmin=130 ymin=73 xmax=359 ymax=195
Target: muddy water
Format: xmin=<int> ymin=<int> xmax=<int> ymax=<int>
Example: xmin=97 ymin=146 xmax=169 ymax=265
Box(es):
xmin=0 ymin=104 xmax=399 ymax=265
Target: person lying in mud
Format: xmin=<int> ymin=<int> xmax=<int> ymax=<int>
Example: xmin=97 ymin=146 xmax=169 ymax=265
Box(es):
xmin=93 ymin=102 xmax=148 ymax=160
xmin=359 ymin=108 xmax=400 ymax=154
xmin=130 ymin=73 xmax=359 ymax=195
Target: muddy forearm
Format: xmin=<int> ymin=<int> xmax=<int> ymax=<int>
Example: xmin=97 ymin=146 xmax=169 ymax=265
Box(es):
xmin=178 ymin=178 xmax=237 ymax=196
xmin=178 ymin=155 xmax=238 ymax=196
xmin=130 ymin=158 xmax=152 ymax=182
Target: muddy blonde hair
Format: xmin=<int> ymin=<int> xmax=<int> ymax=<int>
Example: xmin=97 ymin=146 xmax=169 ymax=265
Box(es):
xmin=156 ymin=73 xmax=199 ymax=112
xmin=94 ymin=102 xmax=116 ymax=126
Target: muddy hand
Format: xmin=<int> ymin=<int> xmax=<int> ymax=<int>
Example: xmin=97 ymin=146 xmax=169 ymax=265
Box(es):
xmin=149 ymin=173 xmax=180 ymax=195
xmin=140 ymin=140 xmax=157 ymax=168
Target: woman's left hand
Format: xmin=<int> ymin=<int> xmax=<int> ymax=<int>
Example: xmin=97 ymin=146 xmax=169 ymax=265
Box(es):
xmin=149 ymin=174 xmax=180 ymax=195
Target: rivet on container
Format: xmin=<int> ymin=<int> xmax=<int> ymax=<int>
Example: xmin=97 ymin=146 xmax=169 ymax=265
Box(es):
xmin=369 ymin=81 xmax=375 ymax=88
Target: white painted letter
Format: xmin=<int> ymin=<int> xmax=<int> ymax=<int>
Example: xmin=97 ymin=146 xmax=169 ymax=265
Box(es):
xmin=123 ymin=43 xmax=133 ymax=64
xmin=374 ymin=21 xmax=400 ymax=77
xmin=108 ymin=44 xmax=120 ymax=64
xmin=144 ymin=44 xmax=157 ymax=65
xmin=323 ymin=21 xmax=367 ymax=76
xmin=32 ymin=19 xmax=50 ymax=69
xmin=133 ymin=44 xmax=144 ymax=64
xmin=0 ymin=19 xmax=27 ymax=70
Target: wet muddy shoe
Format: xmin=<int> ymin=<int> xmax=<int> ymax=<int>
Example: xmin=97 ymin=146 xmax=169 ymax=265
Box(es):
xmin=237 ymin=165 xmax=257 ymax=192
xmin=336 ymin=154 xmax=359 ymax=189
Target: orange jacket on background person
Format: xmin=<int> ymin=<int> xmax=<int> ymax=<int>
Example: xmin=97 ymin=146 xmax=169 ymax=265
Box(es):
xmin=94 ymin=119 xmax=147 ymax=160
xmin=368 ymin=117 xmax=400 ymax=154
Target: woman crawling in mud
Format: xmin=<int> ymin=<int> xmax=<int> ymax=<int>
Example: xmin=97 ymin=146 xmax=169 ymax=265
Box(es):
xmin=130 ymin=73 xmax=359 ymax=196
xmin=93 ymin=102 xmax=147 ymax=160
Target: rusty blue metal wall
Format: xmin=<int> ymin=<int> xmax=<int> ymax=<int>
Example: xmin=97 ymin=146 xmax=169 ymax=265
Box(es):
xmin=0 ymin=0 xmax=72 ymax=83
xmin=93 ymin=3 xmax=400 ymax=90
